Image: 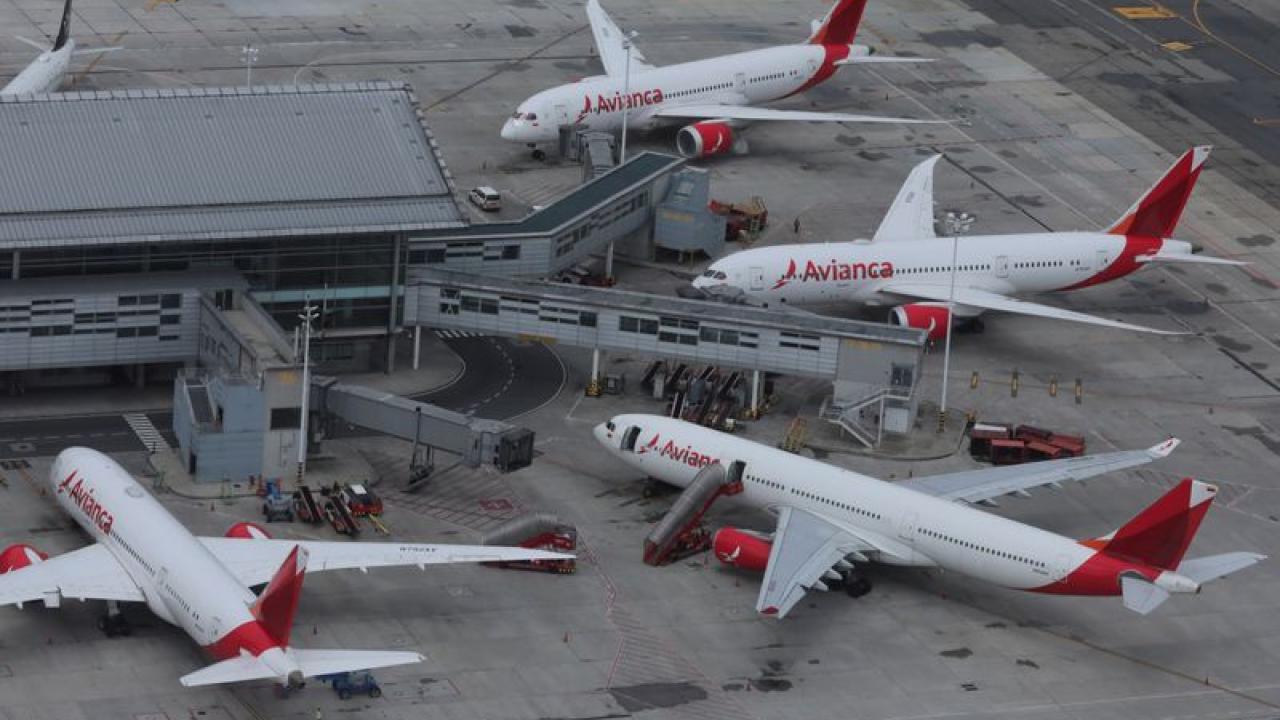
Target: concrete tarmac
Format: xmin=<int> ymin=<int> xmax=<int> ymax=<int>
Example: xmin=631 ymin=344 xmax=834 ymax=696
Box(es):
xmin=0 ymin=1 xmax=1278 ymax=719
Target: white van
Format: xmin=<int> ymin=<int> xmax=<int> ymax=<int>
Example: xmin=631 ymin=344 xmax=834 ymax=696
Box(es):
xmin=468 ymin=186 xmax=502 ymax=212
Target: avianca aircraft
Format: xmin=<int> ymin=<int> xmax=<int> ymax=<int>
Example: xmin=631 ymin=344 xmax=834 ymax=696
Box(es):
xmin=692 ymin=147 xmax=1245 ymax=335
xmin=2 ymin=0 xmax=119 ymax=96
xmin=0 ymin=448 xmax=569 ymax=687
xmin=595 ymin=415 xmax=1264 ymax=618
xmin=501 ymin=0 xmax=935 ymax=159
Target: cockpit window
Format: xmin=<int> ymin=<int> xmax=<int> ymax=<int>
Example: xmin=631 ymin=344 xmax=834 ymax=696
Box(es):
xmin=605 ymin=421 xmax=616 ymax=432
xmin=702 ymin=269 xmax=718 ymax=278
xmin=511 ymin=111 xmax=523 ymax=119
xmin=701 ymin=269 xmax=727 ymax=280
xmin=715 ymin=271 xmax=727 ymax=280
xmin=525 ymin=113 xmax=537 ymax=121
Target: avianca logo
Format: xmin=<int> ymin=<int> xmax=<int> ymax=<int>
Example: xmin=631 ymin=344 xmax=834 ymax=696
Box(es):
xmin=772 ymin=258 xmax=895 ymax=289
xmin=575 ymin=88 xmax=666 ymax=122
xmin=57 ymin=471 xmax=115 ymax=535
xmin=658 ymin=439 xmax=719 ymax=468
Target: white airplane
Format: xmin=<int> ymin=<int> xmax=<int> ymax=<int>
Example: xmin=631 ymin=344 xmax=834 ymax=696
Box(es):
xmin=692 ymin=146 xmax=1246 ymax=335
xmin=2 ymin=0 xmax=118 ymax=96
xmin=594 ymin=415 xmax=1264 ymax=618
xmin=500 ymin=0 xmax=936 ymax=159
xmin=0 ymin=448 xmax=570 ymax=687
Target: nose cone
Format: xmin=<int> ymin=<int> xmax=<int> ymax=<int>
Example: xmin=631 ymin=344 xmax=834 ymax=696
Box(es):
xmin=592 ymin=422 xmax=610 ymax=448
xmin=500 ymin=118 xmax=517 ymax=142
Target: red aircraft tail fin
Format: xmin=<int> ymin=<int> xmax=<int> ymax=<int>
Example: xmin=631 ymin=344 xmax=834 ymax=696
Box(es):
xmin=808 ymin=0 xmax=869 ymax=45
xmin=251 ymin=545 xmax=308 ymax=646
xmin=1096 ymin=478 xmax=1216 ymax=570
xmin=1107 ymin=146 xmax=1210 ymax=238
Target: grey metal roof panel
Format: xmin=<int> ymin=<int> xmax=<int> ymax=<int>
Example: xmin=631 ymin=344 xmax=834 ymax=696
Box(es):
xmin=0 ymin=270 xmax=247 ymax=298
xmin=0 ymin=197 xmax=463 ymax=249
xmin=0 ymin=83 xmax=449 ymax=215
xmin=0 ymin=83 xmax=463 ymax=245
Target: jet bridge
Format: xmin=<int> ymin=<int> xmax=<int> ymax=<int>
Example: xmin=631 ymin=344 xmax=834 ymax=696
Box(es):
xmin=310 ymin=377 xmax=534 ymax=473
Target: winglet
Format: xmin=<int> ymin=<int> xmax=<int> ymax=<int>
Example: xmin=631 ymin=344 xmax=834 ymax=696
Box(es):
xmin=52 ymin=0 xmax=73 ymax=52
xmin=1146 ymin=437 xmax=1180 ymax=459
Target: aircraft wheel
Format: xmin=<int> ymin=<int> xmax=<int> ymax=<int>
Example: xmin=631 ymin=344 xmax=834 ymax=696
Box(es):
xmin=532 ymin=148 xmax=546 ymax=161
xmin=339 ymin=689 xmax=352 ymax=700
xmin=844 ymin=575 xmax=872 ymax=598
xmin=370 ymin=687 xmax=382 ymax=698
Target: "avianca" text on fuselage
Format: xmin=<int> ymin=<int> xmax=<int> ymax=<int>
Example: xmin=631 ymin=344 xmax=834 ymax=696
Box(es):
xmin=576 ymin=88 xmax=666 ymax=122
xmin=647 ymin=434 xmax=719 ymax=468
xmin=57 ymin=471 xmax=115 ymax=534
xmin=773 ymin=258 xmax=894 ymax=289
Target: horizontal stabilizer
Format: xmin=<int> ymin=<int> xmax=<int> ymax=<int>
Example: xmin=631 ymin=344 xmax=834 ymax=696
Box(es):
xmin=1136 ymin=252 xmax=1247 ymax=266
xmin=1178 ymin=552 xmax=1267 ymax=585
xmin=180 ymin=647 xmax=424 ymax=687
xmin=70 ymin=46 xmax=122 ymax=56
xmin=835 ymin=56 xmax=935 ymax=65
xmin=1121 ymin=575 xmax=1170 ymax=615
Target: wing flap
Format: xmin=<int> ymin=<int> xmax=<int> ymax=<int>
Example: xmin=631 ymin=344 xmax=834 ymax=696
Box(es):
xmin=873 ymin=155 xmax=940 ymax=242
xmin=0 ymin=543 xmax=142 ymax=608
xmin=757 ymin=507 xmax=872 ymax=618
xmin=881 ymin=282 xmax=1187 ymax=335
xmin=900 ymin=439 xmax=1179 ymax=504
xmin=653 ymin=104 xmax=941 ymax=125
xmin=200 ymin=537 xmax=572 ymax=587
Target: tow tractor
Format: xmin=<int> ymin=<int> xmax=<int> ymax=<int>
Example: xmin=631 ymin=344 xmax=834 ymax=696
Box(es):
xmin=319 ymin=670 xmax=382 ymax=700
xmin=260 ymin=479 xmax=294 ymax=523
xmin=340 ymin=482 xmax=384 ymax=516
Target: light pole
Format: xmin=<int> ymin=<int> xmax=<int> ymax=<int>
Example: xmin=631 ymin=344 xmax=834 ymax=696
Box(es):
xmin=241 ymin=45 xmax=258 ymax=88
xmin=938 ymin=211 xmax=974 ymax=431
xmin=296 ymin=298 xmax=319 ymax=486
xmin=619 ymin=30 xmax=638 ymax=163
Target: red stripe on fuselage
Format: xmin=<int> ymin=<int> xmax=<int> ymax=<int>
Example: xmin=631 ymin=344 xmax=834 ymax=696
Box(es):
xmin=1029 ymin=548 xmax=1161 ymax=596
xmin=204 ymin=620 xmax=281 ymax=661
xmin=786 ymin=44 xmax=852 ymax=98
xmin=1057 ymin=235 xmax=1162 ymax=291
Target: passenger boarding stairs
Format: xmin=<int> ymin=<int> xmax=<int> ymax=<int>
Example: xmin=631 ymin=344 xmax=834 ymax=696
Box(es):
xmin=643 ymin=461 xmax=744 ymax=566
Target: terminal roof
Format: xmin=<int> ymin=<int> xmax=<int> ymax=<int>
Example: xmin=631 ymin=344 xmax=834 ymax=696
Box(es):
xmin=0 ymin=83 xmax=464 ymax=249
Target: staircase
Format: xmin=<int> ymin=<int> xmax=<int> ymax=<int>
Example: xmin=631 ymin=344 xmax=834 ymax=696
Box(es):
xmin=819 ymin=389 xmax=893 ymax=449
xmin=643 ymin=461 xmax=745 ymax=566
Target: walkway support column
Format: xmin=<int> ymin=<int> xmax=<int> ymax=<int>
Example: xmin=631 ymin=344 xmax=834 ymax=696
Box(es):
xmin=587 ymin=347 xmax=602 ymax=396
xmin=412 ymin=326 xmax=422 ymax=370
xmin=751 ymin=370 xmax=760 ymax=418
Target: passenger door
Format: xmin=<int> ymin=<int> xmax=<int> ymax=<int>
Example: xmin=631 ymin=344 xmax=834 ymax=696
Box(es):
xmin=1095 ymin=249 xmax=1109 ymax=271
xmin=749 ymin=266 xmax=765 ymax=291
xmin=994 ymin=255 xmax=1009 ymax=278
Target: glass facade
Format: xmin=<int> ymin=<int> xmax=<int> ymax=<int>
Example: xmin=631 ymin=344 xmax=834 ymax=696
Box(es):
xmin=13 ymin=234 xmax=401 ymax=332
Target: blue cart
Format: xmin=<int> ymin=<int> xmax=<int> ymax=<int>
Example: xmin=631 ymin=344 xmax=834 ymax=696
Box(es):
xmin=319 ymin=670 xmax=382 ymax=700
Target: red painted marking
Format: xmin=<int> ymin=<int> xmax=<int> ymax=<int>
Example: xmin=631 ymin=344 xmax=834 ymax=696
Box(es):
xmin=205 ymin=620 xmax=282 ymax=661
xmin=1057 ymin=235 xmax=1162 ymax=291
xmin=1109 ymin=150 xmax=1204 ymax=238
xmin=251 ymin=545 xmax=306 ymax=646
xmin=1029 ymin=550 xmax=1161 ymax=596
xmin=809 ymin=0 xmax=869 ymax=45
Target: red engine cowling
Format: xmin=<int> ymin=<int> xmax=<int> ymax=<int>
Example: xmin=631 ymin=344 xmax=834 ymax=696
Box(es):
xmin=712 ymin=527 xmax=772 ymax=572
xmin=225 ymin=521 xmax=272 ymax=540
xmin=676 ymin=121 xmax=734 ymax=158
xmin=890 ymin=303 xmax=952 ymax=341
xmin=0 ymin=543 xmax=48 ymax=574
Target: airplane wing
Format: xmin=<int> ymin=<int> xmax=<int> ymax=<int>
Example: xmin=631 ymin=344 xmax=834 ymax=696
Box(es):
xmin=0 ymin=544 xmax=143 ymax=608
xmin=898 ymin=438 xmax=1180 ymax=505
xmin=587 ymin=0 xmax=653 ymax=76
xmin=873 ymin=154 xmax=940 ymax=242
xmin=757 ymin=506 xmax=874 ymax=618
xmin=880 ymin=282 xmax=1187 ymax=335
xmin=653 ymin=104 xmax=941 ymax=125
xmin=200 ymin=537 xmax=572 ymax=587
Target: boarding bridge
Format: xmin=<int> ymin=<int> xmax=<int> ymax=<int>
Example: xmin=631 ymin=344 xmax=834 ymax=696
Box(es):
xmin=404 ymin=268 xmax=927 ymax=434
xmin=175 ymin=287 xmax=535 ymax=482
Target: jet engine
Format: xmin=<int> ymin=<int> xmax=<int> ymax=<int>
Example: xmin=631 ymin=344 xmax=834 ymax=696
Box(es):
xmin=225 ymin=521 xmax=272 ymax=540
xmin=676 ymin=121 xmax=735 ymax=158
xmin=0 ymin=543 xmax=48 ymax=573
xmin=712 ymin=527 xmax=772 ymax=572
xmin=889 ymin=303 xmax=952 ymax=341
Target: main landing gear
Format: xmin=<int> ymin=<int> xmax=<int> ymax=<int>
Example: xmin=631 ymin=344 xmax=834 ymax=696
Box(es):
xmin=828 ymin=568 xmax=872 ymax=598
xmin=530 ymin=146 xmax=546 ymax=161
xmin=98 ymin=600 xmax=131 ymax=637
